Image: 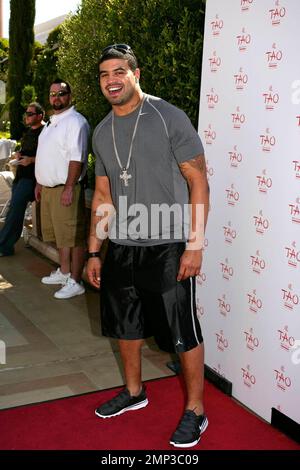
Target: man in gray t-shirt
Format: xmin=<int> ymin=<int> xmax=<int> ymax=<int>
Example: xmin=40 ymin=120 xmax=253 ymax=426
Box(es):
xmin=93 ymin=94 xmax=204 ymax=243
xmin=87 ymin=45 xmax=209 ymax=449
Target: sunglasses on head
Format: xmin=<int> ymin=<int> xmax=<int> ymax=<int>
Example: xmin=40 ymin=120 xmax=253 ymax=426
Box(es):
xmin=99 ymin=43 xmax=134 ymax=59
xmin=25 ymin=111 xmax=38 ymax=117
xmin=49 ymin=90 xmax=70 ymax=98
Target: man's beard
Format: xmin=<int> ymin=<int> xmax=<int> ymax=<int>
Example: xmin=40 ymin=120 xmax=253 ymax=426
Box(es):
xmin=105 ymin=87 xmax=135 ymax=107
xmin=52 ymin=102 xmax=68 ymax=111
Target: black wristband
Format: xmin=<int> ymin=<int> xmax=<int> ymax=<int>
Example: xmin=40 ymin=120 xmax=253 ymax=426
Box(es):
xmin=87 ymin=252 xmax=100 ymax=258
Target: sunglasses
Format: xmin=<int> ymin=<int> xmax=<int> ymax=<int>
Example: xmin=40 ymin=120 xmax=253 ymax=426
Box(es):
xmin=24 ymin=111 xmax=38 ymax=117
xmin=49 ymin=90 xmax=70 ymax=98
xmin=100 ymin=44 xmax=134 ymax=59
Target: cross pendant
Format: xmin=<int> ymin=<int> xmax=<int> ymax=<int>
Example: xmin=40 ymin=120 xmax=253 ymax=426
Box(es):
xmin=120 ymin=169 xmax=132 ymax=187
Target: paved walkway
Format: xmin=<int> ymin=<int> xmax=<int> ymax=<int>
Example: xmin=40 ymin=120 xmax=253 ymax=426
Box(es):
xmin=0 ymin=239 xmax=173 ymax=409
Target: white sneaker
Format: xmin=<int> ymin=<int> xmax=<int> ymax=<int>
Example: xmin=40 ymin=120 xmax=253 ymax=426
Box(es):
xmin=41 ymin=268 xmax=70 ymax=285
xmin=54 ymin=277 xmax=85 ymax=299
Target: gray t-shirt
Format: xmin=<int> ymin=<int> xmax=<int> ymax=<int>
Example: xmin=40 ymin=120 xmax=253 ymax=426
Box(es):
xmin=92 ymin=94 xmax=204 ymax=246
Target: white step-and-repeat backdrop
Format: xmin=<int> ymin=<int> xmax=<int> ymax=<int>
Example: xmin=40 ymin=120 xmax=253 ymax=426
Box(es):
xmin=198 ymin=0 xmax=300 ymax=423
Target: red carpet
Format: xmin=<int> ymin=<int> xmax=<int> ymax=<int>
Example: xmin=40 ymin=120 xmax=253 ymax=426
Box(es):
xmin=0 ymin=375 xmax=299 ymax=450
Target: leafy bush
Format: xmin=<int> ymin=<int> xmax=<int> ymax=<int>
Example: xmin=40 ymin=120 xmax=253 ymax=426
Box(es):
xmin=0 ymin=130 xmax=10 ymax=139
xmin=21 ymin=84 xmax=37 ymax=108
xmin=87 ymin=153 xmax=96 ymax=189
xmin=33 ymin=26 xmax=63 ymax=111
xmin=0 ymin=38 xmax=9 ymax=83
xmin=58 ymin=0 xmax=205 ymax=129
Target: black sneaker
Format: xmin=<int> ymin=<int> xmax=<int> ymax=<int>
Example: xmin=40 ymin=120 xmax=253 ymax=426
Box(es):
xmin=95 ymin=387 xmax=148 ymax=418
xmin=170 ymin=410 xmax=208 ymax=448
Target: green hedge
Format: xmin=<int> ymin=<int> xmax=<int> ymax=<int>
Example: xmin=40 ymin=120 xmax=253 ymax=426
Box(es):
xmin=58 ymin=0 xmax=206 ymax=130
xmin=33 ymin=27 xmax=63 ymax=112
xmin=0 ymin=38 xmax=9 ymax=83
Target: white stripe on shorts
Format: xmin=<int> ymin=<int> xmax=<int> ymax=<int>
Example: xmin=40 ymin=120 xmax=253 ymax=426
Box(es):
xmin=190 ymin=277 xmax=200 ymax=346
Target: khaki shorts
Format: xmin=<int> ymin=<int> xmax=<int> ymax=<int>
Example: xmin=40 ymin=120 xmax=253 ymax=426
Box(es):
xmin=41 ymin=185 xmax=86 ymax=248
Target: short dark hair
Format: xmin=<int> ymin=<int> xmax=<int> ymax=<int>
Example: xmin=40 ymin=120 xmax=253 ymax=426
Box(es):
xmin=50 ymin=78 xmax=72 ymax=94
xmin=28 ymin=102 xmax=45 ymax=118
xmin=98 ymin=48 xmax=138 ymax=72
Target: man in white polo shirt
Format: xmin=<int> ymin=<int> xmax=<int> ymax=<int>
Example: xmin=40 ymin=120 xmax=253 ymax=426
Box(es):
xmin=35 ymin=79 xmax=90 ymax=299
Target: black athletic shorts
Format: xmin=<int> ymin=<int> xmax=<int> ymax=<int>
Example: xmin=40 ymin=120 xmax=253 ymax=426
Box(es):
xmin=100 ymin=241 xmax=203 ymax=353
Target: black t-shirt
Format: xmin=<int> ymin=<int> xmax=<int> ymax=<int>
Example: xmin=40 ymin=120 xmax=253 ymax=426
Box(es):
xmin=14 ymin=125 xmax=44 ymax=183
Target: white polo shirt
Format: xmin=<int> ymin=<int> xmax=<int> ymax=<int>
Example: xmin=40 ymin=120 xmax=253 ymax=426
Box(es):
xmin=35 ymin=106 xmax=90 ymax=187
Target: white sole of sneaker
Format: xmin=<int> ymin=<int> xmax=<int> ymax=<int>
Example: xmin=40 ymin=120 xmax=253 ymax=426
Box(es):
xmin=169 ymin=416 xmax=209 ymax=448
xmin=95 ymin=398 xmax=149 ymax=418
xmin=41 ymin=280 xmax=67 ymax=285
xmin=54 ymin=289 xmax=85 ymax=299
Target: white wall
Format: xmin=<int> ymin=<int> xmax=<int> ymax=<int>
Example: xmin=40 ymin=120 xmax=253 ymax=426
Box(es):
xmin=198 ymin=0 xmax=300 ymax=423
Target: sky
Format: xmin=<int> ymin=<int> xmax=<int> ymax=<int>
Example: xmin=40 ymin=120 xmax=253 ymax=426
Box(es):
xmin=3 ymin=0 xmax=81 ymax=38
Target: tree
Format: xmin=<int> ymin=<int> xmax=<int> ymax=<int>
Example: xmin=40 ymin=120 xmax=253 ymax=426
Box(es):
xmin=7 ymin=0 xmax=36 ymax=139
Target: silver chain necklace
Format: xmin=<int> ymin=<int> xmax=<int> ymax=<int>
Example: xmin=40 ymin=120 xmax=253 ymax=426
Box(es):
xmin=111 ymin=94 xmax=146 ymax=187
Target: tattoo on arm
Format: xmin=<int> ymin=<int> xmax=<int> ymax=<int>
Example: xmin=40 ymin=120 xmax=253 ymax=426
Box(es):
xmin=179 ymin=154 xmax=207 ymax=177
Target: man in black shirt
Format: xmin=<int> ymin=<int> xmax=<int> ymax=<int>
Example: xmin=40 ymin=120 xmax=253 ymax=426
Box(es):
xmin=0 ymin=102 xmax=44 ymax=256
